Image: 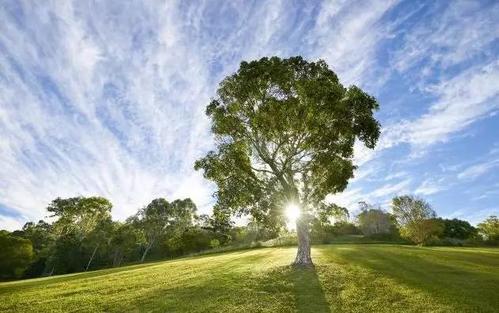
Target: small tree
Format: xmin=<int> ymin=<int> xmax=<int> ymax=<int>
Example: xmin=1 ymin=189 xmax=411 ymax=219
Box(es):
xmin=209 ymin=239 xmax=221 ymax=249
xmin=391 ymin=195 xmax=442 ymax=245
xmin=317 ymin=203 xmax=349 ymax=226
xmin=399 ymin=219 xmax=443 ymax=245
xmin=195 ymin=56 xmax=380 ymax=266
xmin=133 ymin=198 xmax=196 ymax=262
xmin=357 ymin=202 xmax=395 ymax=236
xmin=477 ymin=216 xmax=499 ymax=241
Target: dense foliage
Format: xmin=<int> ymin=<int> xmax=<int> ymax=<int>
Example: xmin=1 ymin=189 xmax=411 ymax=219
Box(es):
xmin=195 ymin=56 xmax=381 ymax=265
xmin=477 ymin=216 xmax=499 ymax=242
xmin=0 ymin=231 xmax=33 ymax=279
xmin=391 ymin=195 xmax=442 ymax=245
xmin=436 ymin=218 xmax=477 ymax=240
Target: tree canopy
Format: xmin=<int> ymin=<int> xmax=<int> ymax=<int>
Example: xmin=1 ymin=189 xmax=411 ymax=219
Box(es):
xmin=195 ymin=56 xmax=380 ymax=265
xmin=48 ymin=197 xmax=112 ymax=237
xmin=0 ymin=231 xmax=33 ymax=278
xmin=477 ymin=216 xmax=499 ymax=241
xmin=357 ymin=202 xmax=395 ymax=236
xmin=132 ymin=198 xmax=196 ymax=262
xmin=392 ymin=195 xmax=442 ymax=245
xmin=437 ymin=218 xmax=477 ymax=240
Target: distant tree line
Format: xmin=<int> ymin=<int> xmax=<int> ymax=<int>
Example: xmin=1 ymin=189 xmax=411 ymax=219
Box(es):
xmin=310 ymin=195 xmax=498 ymax=247
xmin=0 ymin=194 xmax=497 ymax=280
xmin=0 ymin=196 xmax=277 ymax=280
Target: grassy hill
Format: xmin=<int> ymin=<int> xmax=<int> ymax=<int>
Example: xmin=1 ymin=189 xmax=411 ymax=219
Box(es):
xmin=1 ymin=244 xmax=498 ymax=312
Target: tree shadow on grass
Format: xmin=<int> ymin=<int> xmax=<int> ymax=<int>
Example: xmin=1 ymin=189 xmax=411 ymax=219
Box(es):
xmin=256 ymin=265 xmax=331 ymax=313
xmin=287 ymin=266 xmax=331 ymax=313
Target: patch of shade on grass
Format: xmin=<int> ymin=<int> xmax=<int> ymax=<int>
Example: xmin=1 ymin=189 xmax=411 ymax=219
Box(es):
xmin=0 ymin=245 xmax=497 ymax=312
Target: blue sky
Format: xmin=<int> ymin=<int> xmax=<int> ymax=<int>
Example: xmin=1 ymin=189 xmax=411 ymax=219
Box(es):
xmin=0 ymin=1 xmax=498 ymax=230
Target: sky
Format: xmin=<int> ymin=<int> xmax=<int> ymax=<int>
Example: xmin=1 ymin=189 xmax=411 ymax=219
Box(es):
xmin=1 ymin=0 xmax=498 ymax=231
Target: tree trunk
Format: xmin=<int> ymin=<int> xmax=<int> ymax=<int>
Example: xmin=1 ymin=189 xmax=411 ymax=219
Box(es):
xmin=140 ymin=242 xmax=153 ymax=263
xmin=47 ymin=265 xmax=55 ymax=277
xmin=112 ymin=249 xmax=120 ymax=267
xmin=85 ymin=245 xmax=99 ymax=271
xmin=293 ymin=217 xmax=313 ymax=267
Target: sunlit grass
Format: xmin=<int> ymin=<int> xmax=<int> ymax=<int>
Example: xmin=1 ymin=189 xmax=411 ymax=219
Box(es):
xmin=1 ymin=245 xmax=498 ymax=312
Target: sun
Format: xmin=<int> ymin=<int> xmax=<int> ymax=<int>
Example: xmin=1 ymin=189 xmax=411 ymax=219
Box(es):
xmin=285 ymin=203 xmax=301 ymax=230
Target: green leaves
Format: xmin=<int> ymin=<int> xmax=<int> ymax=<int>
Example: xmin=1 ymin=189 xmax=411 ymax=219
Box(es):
xmin=135 ymin=197 xmax=197 ymax=241
xmin=0 ymin=232 xmax=33 ymax=278
xmin=47 ymin=197 xmax=112 ymax=237
xmin=391 ymin=195 xmax=441 ymax=245
xmin=196 ymin=56 xmax=381 ymax=225
xmin=477 ymin=216 xmax=499 ymax=241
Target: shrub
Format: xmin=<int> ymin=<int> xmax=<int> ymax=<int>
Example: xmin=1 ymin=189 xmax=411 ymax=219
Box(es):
xmin=209 ymin=239 xmax=220 ymax=249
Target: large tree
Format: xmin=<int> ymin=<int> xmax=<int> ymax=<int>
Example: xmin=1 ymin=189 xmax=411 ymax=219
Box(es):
xmin=195 ymin=56 xmax=380 ymax=266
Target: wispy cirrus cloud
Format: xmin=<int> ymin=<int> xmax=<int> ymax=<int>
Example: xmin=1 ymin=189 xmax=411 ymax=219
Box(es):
xmin=458 ymin=159 xmax=499 ymax=181
xmin=0 ymin=1 xmax=400 ymax=230
xmin=415 ymin=178 xmax=447 ymax=196
xmin=353 ymin=1 xmax=499 ymax=169
xmin=392 ymin=1 xmax=499 ymax=75
xmin=0 ymin=1 xmax=498 ymax=230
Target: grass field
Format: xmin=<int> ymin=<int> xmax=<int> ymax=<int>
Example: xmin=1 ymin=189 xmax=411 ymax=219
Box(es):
xmin=1 ymin=244 xmax=498 ymax=312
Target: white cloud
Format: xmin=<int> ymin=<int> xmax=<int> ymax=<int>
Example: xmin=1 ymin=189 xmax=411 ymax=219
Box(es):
xmin=358 ymin=59 xmax=499 ymax=168
xmin=326 ymin=187 xmax=364 ymax=212
xmin=353 ymin=2 xmax=499 ymax=164
xmin=0 ymin=1 xmax=217 ymax=223
xmin=0 ymin=215 xmax=24 ymax=232
xmin=369 ymin=179 xmax=411 ymax=198
xmin=0 ymin=1 xmax=497 ymax=229
xmin=407 ymin=61 xmax=499 ymax=147
xmin=311 ymin=0 xmax=397 ymax=86
xmin=458 ymin=159 xmax=499 ymax=181
xmin=0 ymin=1 xmax=404 ymax=228
xmin=327 ymin=178 xmax=411 ymax=213
xmin=392 ymin=1 xmax=499 ymax=74
xmin=415 ymin=178 xmax=446 ymax=196
xmin=447 ymin=207 xmax=499 ymax=226
xmin=385 ymin=171 xmax=408 ymax=181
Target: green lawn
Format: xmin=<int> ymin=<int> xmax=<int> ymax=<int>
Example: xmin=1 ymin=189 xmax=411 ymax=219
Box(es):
xmin=1 ymin=245 xmax=498 ymax=312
